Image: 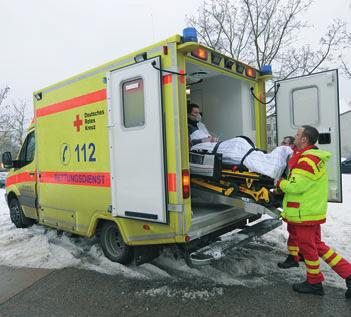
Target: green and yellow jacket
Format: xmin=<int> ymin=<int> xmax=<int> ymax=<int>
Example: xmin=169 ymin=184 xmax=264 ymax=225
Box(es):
xmin=278 ymin=147 xmax=331 ymax=225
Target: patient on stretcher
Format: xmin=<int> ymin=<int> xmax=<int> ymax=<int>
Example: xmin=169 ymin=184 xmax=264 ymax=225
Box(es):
xmin=188 ymin=104 xmax=292 ymax=180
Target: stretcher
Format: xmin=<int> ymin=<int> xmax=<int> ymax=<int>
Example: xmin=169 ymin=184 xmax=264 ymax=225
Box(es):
xmin=189 ymin=151 xmax=283 ymax=207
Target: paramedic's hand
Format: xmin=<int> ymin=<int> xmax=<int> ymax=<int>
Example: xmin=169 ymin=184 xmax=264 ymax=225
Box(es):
xmin=274 ymin=178 xmax=284 ymax=194
xmin=274 ymin=178 xmax=283 ymax=188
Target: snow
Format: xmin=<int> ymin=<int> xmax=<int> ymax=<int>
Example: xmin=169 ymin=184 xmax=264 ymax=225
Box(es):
xmin=0 ymin=175 xmax=350 ymax=289
xmin=136 ymin=286 xmax=224 ymax=300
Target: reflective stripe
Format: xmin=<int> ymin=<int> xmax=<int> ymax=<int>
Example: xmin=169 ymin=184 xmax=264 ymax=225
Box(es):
xmin=322 ymin=248 xmax=334 ymax=260
xmin=329 ymin=255 xmax=342 ymax=268
xmin=40 ymin=171 xmax=110 ymax=187
xmin=163 ymin=74 xmax=172 ymax=85
xmin=305 ymin=259 xmax=320 ymax=266
xmin=36 ymin=89 xmax=106 ymax=118
xmin=289 ymin=251 xmax=298 ymax=256
xmin=288 ymin=246 xmax=299 ymax=251
xmin=307 ymin=268 xmax=321 ymax=274
xmin=168 ymin=173 xmax=177 ymax=192
xmin=287 ymin=202 xmax=300 ymax=208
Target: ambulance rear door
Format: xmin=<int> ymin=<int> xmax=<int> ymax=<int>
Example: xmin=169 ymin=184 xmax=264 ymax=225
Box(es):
xmin=275 ymin=69 xmax=342 ymax=202
xmin=107 ymin=57 xmax=168 ymax=223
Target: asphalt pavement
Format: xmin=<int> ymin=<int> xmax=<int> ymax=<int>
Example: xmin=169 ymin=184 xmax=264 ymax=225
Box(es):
xmin=0 ymin=265 xmax=350 ymax=317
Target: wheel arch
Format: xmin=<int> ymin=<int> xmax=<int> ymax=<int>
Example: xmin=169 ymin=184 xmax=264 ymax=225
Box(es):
xmin=6 ymin=191 xmax=18 ymax=207
xmin=90 ymin=216 xmax=129 ymax=245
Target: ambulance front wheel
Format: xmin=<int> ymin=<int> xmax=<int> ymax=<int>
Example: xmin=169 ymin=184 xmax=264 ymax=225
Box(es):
xmin=99 ymin=221 xmax=133 ymax=264
xmin=9 ymin=198 xmax=35 ymax=228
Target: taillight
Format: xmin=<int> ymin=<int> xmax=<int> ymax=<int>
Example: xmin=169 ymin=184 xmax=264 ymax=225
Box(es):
xmin=182 ymin=169 xmax=190 ymax=199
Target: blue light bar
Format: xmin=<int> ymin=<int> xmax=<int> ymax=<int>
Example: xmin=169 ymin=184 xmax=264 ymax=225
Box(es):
xmin=260 ymin=65 xmax=272 ymax=75
xmin=183 ymin=27 xmax=198 ymax=43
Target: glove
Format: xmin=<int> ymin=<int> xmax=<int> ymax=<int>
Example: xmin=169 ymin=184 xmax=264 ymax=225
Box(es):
xmin=274 ymin=178 xmax=284 ymax=194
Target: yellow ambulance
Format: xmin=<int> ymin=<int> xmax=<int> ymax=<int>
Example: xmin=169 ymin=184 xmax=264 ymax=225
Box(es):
xmin=2 ymin=28 xmax=342 ymax=265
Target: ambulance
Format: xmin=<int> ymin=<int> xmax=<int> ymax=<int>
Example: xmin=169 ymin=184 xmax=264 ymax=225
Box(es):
xmin=2 ymin=28 xmax=342 ymax=265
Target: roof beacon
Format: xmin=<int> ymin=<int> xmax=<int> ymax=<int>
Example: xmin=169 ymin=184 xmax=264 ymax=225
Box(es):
xmin=183 ymin=27 xmax=198 ymax=43
xmin=260 ymin=65 xmax=272 ymax=76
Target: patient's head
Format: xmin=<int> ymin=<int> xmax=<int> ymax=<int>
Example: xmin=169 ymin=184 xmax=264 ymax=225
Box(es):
xmin=281 ymin=136 xmax=295 ymax=147
xmin=187 ymin=103 xmax=201 ymax=121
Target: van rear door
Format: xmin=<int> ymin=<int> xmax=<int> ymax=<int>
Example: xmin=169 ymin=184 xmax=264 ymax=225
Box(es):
xmin=275 ymin=70 xmax=342 ymax=202
xmin=107 ymin=57 xmax=168 ymax=223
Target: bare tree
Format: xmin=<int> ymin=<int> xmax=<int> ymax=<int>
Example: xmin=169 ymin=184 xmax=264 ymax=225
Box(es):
xmin=340 ymin=30 xmax=351 ymax=79
xmin=0 ymin=87 xmax=31 ymax=157
xmin=187 ymin=0 xmax=348 ymax=79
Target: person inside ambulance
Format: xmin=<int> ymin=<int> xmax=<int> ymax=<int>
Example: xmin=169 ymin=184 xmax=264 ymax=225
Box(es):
xmin=187 ymin=103 xmax=293 ymax=180
xmin=187 ymin=103 xmax=218 ymax=145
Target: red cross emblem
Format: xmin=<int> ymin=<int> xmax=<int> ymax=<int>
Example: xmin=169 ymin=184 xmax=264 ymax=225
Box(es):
xmin=73 ymin=114 xmax=83 ymax=132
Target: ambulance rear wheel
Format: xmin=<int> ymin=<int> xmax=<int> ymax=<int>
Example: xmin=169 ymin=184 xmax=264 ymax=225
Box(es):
xmin=9 ymin=198 xmax=34 ymax=228
xmin=100 ymin=222 xmax=133 ymax=264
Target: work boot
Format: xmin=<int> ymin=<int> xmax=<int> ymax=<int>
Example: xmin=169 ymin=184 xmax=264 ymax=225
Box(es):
xmin=277 ymin=254 xmax=299 ymax=269
xmin=345 ymin=275 xmax=351 ymax=299
xmin=293 ymin=281 xmax=325 ymax=296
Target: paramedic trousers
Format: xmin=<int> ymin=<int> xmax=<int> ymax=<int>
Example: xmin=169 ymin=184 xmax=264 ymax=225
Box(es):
xmin=295 ymin=224 xmax=351 ymax=284
xmin=287 ymin=223 xmax=300 ymax=262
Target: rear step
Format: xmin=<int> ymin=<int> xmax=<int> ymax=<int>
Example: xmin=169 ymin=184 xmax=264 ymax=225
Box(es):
xmin=189 ymin=218 xmax=282 ymax=266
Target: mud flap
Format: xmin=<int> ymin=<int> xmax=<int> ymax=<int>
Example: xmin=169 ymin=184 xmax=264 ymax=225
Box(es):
xmin=189 ymin=218 xmax=282 ymax=266
xmin=134 ymin=245 xmax=161 ymax=266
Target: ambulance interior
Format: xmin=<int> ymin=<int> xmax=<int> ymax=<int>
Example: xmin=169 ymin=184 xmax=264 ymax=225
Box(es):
xmin=185 ymin=61 xmax=261 ymax=236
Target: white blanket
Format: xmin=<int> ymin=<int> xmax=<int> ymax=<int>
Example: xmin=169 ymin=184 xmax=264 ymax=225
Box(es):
xmin=191 ymin=136 xmax=292 ymax=180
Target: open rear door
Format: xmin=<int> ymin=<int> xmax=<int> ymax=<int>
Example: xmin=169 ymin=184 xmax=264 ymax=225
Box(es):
xmin=275 ymin=70 xmax=342 ymax=202
xmin=107 ymin=57 xmax=168 ymax=223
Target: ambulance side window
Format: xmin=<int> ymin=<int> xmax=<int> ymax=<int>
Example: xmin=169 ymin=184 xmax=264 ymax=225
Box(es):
xmin=18 ymin=132 xmax=35 ymax=167
xmin=121 ymin=78 xmax=145 ymax=128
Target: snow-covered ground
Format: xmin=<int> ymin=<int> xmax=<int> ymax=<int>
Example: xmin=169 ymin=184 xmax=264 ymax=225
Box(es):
xmin=0 ymin=175 xmax=350 ymax=290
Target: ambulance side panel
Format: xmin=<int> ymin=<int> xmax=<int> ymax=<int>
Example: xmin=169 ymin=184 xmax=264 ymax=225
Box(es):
xmin=35 ymin=74 xmax=111 ymax=234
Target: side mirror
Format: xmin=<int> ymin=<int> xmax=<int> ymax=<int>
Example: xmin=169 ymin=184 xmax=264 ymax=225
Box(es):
xmin=2 ymin=152 xmax=13 ymax=169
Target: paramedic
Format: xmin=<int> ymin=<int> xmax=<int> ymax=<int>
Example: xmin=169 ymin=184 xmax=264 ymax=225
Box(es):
xmin=276 ymin=125 xmax=351 ymax=297
xmin=187 ymin=103 xmax=218 ymax=145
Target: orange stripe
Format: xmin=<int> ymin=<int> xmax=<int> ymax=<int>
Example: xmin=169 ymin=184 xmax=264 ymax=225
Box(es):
xmin=179 ymin=70 xmax=185 ymax=84
xmin=168 ymin=173 xmax=177 ymax=192
xmin=36 ymin=89 xmax=106 ymax=118
xmin=163 ymin=74 xmax=172 ymax=85
xmin=6 ymin=172 xmax=37 ymax=186
xmin=40 ymin=172 xmax=110 ymax=187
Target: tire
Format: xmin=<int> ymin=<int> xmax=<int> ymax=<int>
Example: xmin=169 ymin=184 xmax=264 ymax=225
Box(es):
xmin=9 ymin=198 xmax=35 ymax=228
xmin=99 ymin=221 xmax=133 ymax=264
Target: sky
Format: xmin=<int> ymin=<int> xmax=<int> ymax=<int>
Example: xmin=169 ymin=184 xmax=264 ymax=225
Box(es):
xmin=0 ymin=0 xmax=350 ymax=115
